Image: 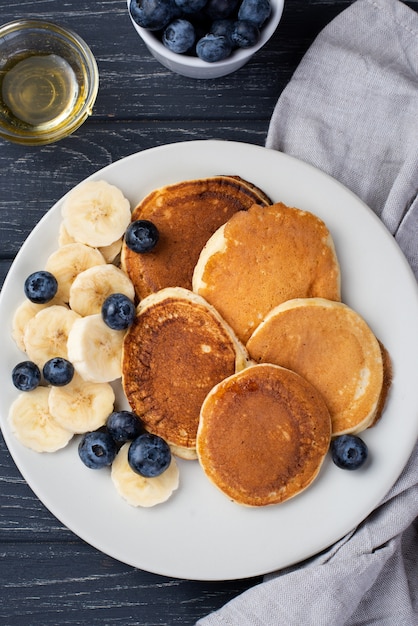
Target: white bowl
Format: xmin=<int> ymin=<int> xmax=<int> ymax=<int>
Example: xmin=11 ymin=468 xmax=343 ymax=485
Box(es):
xmin=127 ymin=0 xmax=284 ymax=79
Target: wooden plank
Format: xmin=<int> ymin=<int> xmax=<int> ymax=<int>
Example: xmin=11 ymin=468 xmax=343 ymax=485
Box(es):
xmin=0 ymin=542 xmax=261 ymax=625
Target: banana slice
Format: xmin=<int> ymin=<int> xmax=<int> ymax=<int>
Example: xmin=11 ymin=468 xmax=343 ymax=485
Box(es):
xmin=12 ymin=300 xmax=51 ymax=352
xmin=58 ymin=223 xmax=122 ymax=264
xmin=111 ymin=442 xmax=180 ymax=507
xmin=67 ymin=314 xmax=125 ymax=383
xmin=69 ymin=264 xmax=135 ymax=317
xmin=48 ymin=373 xmax=115 ymax=433
xmin=98 ymin=237 xmax=123 ymax=264
xmin=9 ymin=387 xmax=73 ymax=452
xmin=45 ymin=243 xmax=106 ymax=303
xmin=58 ymin=222 xmax=76 ymax=247
xmin=61 ymin=180 xmax=131 ymax=248
xmin=24 ymin=305 xmax=80 ymax=368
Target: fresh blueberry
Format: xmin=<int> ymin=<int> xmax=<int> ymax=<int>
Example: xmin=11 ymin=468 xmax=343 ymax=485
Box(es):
xmin=125 ymin=219 xmax=159 ymax=253
xmin=107 ymin=410 xmax=144 ymax=443
xmin=331 ymin=434 xmax=369 ymax=470
xmin=196 ymin=34 xmax=232 ymax=62
xmin=129 ymin=0 xmax=179 ymax=31
xmin=78 ymin=430 xmax=117 ymax=469
xmin=163 ymin=19 xmax=196 ymax=54
xmin=101 ymin=293 xmax=136 ymax=330
xmin=128 ymin=433 xmax=171 ymax=478
xmin=205 ymin=0 xmax=239 ymax=20
xmin=12 ymin=361 xmax=41 ymax=391
xmin=231 ymin=19 xmax=260 ymax=48
xmin=42 ymin=357 xmax=74 ymax=386
xmin=210 ymin=19 xmax=235 ymax=44
xmin=174 ymin=0 xmax=207 ymax=14
xmin=24 ymin=270 xmax=58 ymax=304
xmin=238 ymin=0 xmax=271 ymax=28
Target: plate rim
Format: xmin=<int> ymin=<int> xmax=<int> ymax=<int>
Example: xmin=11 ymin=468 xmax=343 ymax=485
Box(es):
xmin=1 ymin=139 xmax=418 ymax=581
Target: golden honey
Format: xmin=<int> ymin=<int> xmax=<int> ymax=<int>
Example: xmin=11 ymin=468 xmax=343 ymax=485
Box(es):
xmin=1 ymin=53 xmax=79 ymax=132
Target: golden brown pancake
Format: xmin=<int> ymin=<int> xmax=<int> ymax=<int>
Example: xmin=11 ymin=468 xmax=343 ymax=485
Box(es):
xmin=246 ymin=298 xmax=387 ymax=436
xmin=121 ymin=176 xmax=272 ymax=300
xmin=197 ymin=363 xmax=331 ymax=507
xmin=122 ymin=287 xmax=249 ymax=458
xmin=370 ymin=340 xmax=393 ymax=428
xmin=192 ymin=202 xmax=341 ymax=344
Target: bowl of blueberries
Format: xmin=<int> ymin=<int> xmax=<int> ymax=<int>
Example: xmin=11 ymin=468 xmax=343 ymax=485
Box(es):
xmin=127 ymin=0 xmax=284 ymax=78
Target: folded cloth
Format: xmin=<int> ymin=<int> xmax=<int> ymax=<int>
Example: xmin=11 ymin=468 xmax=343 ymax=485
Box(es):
xmin=196 ymin=1 xmax=418 ymax=624
xmin=266 ymin=0 xmax=418 ymax=279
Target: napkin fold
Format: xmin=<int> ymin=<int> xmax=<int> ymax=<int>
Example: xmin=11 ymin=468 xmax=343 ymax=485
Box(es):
xmin=197 ymin=1 xmax=418 ymax=624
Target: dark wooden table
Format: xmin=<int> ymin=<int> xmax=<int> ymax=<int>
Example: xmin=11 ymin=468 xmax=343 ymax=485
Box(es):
xmin=1 ymin=1 xmax=415 ymax=623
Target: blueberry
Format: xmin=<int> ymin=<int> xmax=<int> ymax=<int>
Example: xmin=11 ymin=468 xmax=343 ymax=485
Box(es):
xmin=196 ymin=34 xmax=232 ymax=62
xmin=205 ymin=0 xmax=239 ymax=20
xmin=210 ymin=19 xmax=235 ymax=44
xmin=163 ymin=19 xmax=196 ymax=54
xmin=43 ymin=357 xmax=74 ymax=386
xmin=238 ymin=0 xmax=271 ymax=28
xmin=125 ymin=219 xmax=159 ymax=253
xmin=174 ymin=0 xmax=207 ymax=14
xmin=107 ymin=410 xmax=144 ymax=443
xmin=129 ymin=0 xmax=179 ymax=31
xmin=331 ymin=434 xmax=369 ymax=470
xmin=128 ymin=433 xmax=171 ymax=478
xmin=101 ymin=293 xmax=136 ymax=330
xmin=78 ymin=430 xmax=117 ymax=469
xmin=12 ymin=361 xmax=41 ymax=391
xmin=24 ymin=270 xmax=58 ymax=304
xmin=231 ymin=19 xmax=260 ymax=47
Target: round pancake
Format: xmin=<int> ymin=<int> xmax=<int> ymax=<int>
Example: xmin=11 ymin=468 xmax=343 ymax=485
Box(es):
xmin=197 ymin=364 xmax=331 ymax=507
xmin=192 ymin=202 xmax=341 ymax=344
xmin=246 ymin=298 xmax=387 ymax=436
xmin=121 ymin=176 xmax=272 ymax=300
xmin=122 ymin=287 xmax=249 ymax=457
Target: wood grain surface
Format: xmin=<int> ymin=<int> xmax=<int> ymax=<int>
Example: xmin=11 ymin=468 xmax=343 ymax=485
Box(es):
xmin=1 ymin=1 xmax=416 ymax=623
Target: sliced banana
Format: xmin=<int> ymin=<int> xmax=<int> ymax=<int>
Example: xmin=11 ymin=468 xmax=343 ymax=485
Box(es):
xmin=48 ymin=373 xmax=115 ymax=434
xmin=61 ymin=180 xmax=131 ymax=248
xmin=59 ymin=223 xmax=122 ymax=264
xmin=58 ymin=222 xmax=76 ymax=247
xmin=69 ymin=264 xmax=135 ymax=317
xmin=98 ymin=237 xmax=123 ymax=264
xmin=9 ymin=387 xmax=73 ymax=452
xmin=45 ymin=243 xmax=106 ymax=303
xmin=12 ymin=300 xmax=52 ymax=352
xmin=24 ymin=305 xmax=80 ymax=368
xmin=111 ymin=442 xmax=180 ymax=507
xmin=67 ymin=314 xmax=125 ymax=383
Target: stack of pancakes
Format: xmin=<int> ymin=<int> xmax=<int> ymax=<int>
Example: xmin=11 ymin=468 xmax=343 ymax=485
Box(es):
xmin=121 ymin=176 xmax=392 ymax=507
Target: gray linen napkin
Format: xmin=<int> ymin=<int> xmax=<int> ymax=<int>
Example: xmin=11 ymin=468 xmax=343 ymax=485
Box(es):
xmin=197 ymin=1 xmax=418 ymax=624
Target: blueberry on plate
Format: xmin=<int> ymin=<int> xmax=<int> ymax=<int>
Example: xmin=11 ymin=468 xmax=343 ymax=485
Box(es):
xmin=231 ymin=19 xmax=260 ymax=48
xmin=238 ymin=0 xmax=271 ymax=28
xmin=102 ymin=293 xmax=136 ymax=330
xmin=128 ymin=433 xmax=171 ymax=478
xmin=107 ymin=410 xmax=144 ymax=444
xmin=43 ymin=357 xmax=74 ymax=386
xmin=24 ymin=270 xmax=58 ymax=304
xmin=125 ymin=219 xmax=159 ymax=253
xmin=78 ymin=430 xmax=117 ymax=469
xmin=331 ymin=434 xmax=369 ymax=470
xmin=12 ymin=361 xmax=41 ymax=391
xmin=163 ymin=19 xmax=196 ymax=54
xmin=196 ymin=34 xmax=232 ymax=62
xmin=129 ymin=0 xmax=179 ymax=31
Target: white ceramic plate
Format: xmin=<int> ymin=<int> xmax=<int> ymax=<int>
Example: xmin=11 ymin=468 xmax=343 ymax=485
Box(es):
xmin=1 ymin=140 xmax=417 ymax=581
